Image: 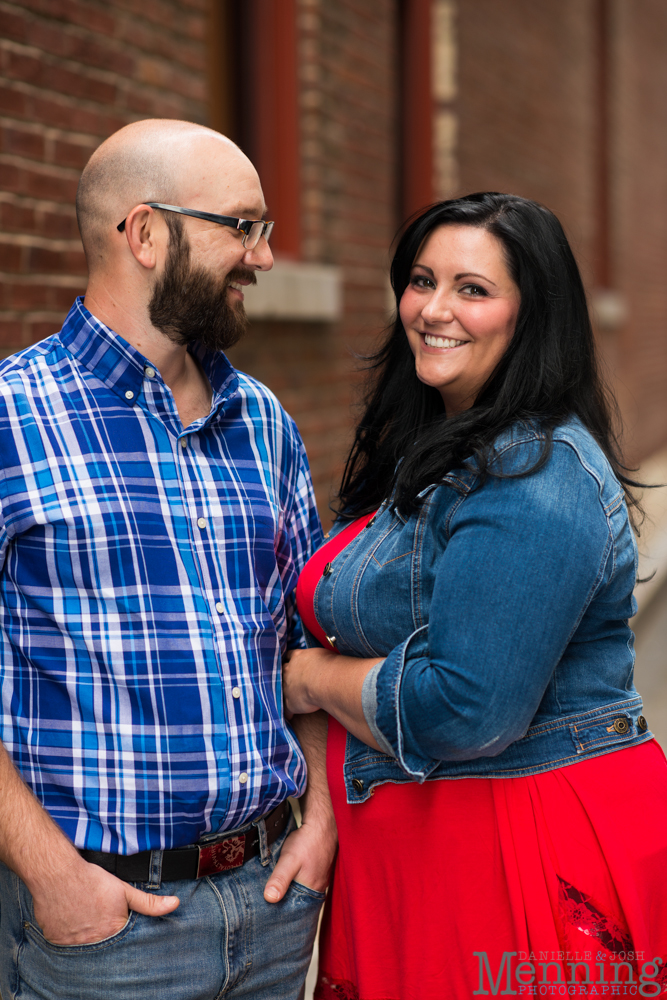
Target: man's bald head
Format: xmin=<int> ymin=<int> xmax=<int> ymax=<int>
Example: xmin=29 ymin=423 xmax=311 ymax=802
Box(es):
xmin=76 ymin=119 xmax=256 ymax=270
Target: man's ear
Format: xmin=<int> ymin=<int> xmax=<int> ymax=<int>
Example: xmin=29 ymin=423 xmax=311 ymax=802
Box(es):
xmin=122 ymin=205 xmax=162 ymax=270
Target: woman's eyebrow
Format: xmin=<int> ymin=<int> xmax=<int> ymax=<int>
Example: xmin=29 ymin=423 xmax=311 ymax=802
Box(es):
xmin=412 ymin=264 xmax=498 ymax=287
xmin=454 ymin=271 xmax=497 ymax=286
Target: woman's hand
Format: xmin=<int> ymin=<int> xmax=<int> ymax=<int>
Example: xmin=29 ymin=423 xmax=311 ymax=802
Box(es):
xmin=282 ymin=647 xmax=340 ymax=717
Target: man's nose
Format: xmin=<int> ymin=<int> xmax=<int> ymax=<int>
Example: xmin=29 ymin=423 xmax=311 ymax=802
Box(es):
xmin=243 ymin=238 xmax=274 ymax=271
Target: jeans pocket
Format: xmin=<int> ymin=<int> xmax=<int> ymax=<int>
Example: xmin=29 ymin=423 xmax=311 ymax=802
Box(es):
xmin=24 ymin=909 xmax=138 ymax=953
xmin=289 ymin=880 xmax=326 ymax=901
xmin=15 ymin=870 xmax=139 ymax=954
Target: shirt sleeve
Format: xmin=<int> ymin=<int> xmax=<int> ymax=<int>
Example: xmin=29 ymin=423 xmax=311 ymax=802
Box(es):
xmin=281 ymin=434 xmax=323 ymax=650
xmin=367 ymin=440 xmax=618 ymax=775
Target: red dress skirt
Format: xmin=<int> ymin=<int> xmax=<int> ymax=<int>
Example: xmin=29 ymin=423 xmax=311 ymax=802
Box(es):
xmin=296 ymin=518 xmax=667 ymax=1000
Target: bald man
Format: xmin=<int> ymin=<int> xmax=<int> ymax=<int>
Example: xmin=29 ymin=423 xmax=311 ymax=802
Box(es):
xmin=0 ymin=120 xmax=335 ymax=1000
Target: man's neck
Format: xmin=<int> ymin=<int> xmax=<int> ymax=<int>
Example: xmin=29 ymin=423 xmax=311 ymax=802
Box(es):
xmin=83 ymin=284 xmax=212 ymax=430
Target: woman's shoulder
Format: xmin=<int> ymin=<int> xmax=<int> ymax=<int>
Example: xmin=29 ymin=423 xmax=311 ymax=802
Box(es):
xmin=489 ymin=416 xmax=621 ymax=497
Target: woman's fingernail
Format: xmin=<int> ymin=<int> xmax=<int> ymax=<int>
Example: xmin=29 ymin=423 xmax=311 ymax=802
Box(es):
xmin=265 ymin=885 xmax=280 ymax=902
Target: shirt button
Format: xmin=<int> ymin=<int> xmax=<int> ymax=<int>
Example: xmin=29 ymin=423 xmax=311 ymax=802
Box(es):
xmin=232 ymin=687 xmax=241 ymax=699
xmin=322 ymin=562 xmax=333 ymax=577
xmin=197 ymin=517 xmax=207 ymax=530
xmin=180 ymin=438 xmax=187 ymax=448
xmin=215 ymin=602 xmax=224 ymax=613
xmin=124 ymin=390 xmax=134 ymax=400
xmin=239 ymin=772 xmax=248 ymax=784
xmin=144 ymin=366 xmax=156 ymax=379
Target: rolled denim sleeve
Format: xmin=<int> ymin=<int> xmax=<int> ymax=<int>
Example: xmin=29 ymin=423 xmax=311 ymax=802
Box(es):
xmin=367 ymin=441 xmax=617 ymax=774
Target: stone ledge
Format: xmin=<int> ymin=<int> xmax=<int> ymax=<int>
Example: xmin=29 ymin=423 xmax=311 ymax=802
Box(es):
xmin=243 ymin=260 xmax=342 ymax=322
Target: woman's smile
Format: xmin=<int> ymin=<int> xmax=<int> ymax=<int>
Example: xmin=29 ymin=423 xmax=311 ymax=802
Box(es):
xmin=422 ymin=333 xmax=468 ymax=350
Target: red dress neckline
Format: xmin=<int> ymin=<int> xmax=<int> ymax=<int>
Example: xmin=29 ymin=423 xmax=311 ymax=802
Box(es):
xmin=295 ymin=512 xmax=376 ymax=650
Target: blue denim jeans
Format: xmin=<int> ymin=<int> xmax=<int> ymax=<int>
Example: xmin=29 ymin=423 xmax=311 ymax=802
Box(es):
xmin=0 ymin=813 xmax=324 ymax=1000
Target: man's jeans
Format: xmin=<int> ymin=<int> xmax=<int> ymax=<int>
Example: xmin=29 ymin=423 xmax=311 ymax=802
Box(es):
xmin=0 ymin=813 xmax=324 ymax=1000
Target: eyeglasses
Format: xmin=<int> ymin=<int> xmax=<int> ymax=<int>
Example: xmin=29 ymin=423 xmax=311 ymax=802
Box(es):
xmin=116 ymin=203 xmax=274 ymax=249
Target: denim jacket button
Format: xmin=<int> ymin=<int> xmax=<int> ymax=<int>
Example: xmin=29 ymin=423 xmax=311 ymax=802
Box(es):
xmin=322 ymin=562 xmax=333 ymax=577
xmin=352 ymin=778 xmax=364 ymax=793
xmin=637 ymin=715 xmax=648 ymax=732
xmin=612 ymin=717 xmax=630 ymax=735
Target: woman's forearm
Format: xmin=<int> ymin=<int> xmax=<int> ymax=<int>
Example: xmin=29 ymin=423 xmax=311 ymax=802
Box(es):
xmin=283 ymin=648 xmax=384 ymax=751
xmin=317 ymin=655 xmax=383 ymax=749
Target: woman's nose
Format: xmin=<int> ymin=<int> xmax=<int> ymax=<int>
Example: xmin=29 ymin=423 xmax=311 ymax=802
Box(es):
xmin=422 ymin=290 xmax=454 ymax=323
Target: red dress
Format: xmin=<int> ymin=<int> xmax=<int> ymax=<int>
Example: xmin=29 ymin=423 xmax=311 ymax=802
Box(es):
xmin=296 ymin=517 xmax=667 ymax=1000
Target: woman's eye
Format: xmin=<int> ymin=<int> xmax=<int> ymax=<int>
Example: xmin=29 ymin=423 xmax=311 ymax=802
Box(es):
xmin=460 ymin=284 xmax=487 ymax=297
xmin=410 ymin=275 xmax=435 ymax=289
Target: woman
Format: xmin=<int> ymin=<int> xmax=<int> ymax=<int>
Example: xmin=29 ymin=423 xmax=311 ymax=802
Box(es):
xmin=284 ymin=193 xmax=667 ymax=999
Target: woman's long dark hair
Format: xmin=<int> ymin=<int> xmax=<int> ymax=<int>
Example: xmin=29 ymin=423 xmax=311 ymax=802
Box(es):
xmin=336 ymin=192 xmax=643 ymax=525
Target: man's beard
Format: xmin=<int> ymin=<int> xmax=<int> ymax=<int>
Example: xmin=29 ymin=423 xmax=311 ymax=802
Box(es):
xmin=148 ymin=215 xmax=256 ymax=353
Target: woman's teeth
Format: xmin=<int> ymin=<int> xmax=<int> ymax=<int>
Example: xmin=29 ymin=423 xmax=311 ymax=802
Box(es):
xmin=424 ymin=334 xmax=466 ymax=349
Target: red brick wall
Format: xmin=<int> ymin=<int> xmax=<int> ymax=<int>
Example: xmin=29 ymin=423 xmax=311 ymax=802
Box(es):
xmin=0 ymin=0 xmax=398 ymax=520
xmin=0 ymin=0 xmax=207 ymax=352
xmin=613 ymin=0 xmax=667 ymax=462
xmin=2 ymin=0 xmax=666 ymax=515
xmin=229 ymin=0 xmax=399 ymax=516
xmin=456 ymin=0 xmax=667 ymax=464
xmin=457 ymin=0 xmax=597 ymax=285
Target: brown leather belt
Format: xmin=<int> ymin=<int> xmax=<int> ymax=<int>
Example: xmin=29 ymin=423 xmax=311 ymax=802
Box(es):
xmin=79 ymin=800 xmax=291 ymax=883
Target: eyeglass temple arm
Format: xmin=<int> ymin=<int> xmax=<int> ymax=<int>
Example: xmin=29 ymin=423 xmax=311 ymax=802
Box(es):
xmin=117 ymin=204 xmax=250 ymax=235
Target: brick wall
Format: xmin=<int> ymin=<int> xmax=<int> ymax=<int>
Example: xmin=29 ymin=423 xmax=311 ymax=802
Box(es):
xmin=0 ymin=0 xmax=207 ymax=351
xmin=229 ymin=0 xmax=399 ymax=516
xmin=1 ymin=0 xmax=666 ymax=515
xmin=613 ymin=0 xmax=667 ymax=463
xmin=0 ymin=0 xmax=398 ymax=520
xmin=455 ymin=0 xmax=667 ymax=465
xmin=457 ymin=0 xmax=597 ymax=283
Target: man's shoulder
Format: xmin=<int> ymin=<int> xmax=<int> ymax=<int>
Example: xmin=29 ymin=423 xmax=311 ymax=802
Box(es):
xmin=232 ymin=369 xmax=302 ymax=440
xmin=0 ymin=334 xmax=69 ymax=398
xmin=0 ymin=334 xmax=66 ymax=381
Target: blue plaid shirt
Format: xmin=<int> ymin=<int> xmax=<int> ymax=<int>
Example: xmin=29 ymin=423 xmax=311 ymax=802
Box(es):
xmin=0 ymin=298 xmax=322 ymax=853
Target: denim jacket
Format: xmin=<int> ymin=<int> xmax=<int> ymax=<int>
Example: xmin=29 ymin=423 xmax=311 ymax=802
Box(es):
xmin=308 ymin=417 xmax=652 ymax=803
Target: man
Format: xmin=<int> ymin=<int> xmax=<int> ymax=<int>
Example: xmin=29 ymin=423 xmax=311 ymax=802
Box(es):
xmin=0 ymin=119 xmax=335 ymax=1000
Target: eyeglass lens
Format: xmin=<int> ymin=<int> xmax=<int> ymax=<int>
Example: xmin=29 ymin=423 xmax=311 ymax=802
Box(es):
xmin=244 ymin=221 xmax=274 ymax=249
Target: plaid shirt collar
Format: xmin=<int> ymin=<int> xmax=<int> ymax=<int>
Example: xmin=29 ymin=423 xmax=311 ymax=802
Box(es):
xmin=60 ymin=296 xmax=240 ymax=415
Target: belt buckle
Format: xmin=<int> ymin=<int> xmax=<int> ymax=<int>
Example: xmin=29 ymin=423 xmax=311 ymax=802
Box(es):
xmin=197 ymin=834 xmax=246 ymax=878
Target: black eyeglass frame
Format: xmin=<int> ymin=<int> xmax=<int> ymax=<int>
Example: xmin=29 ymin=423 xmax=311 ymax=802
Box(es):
xmin=116 ymin=202 xmax=274 ymax=249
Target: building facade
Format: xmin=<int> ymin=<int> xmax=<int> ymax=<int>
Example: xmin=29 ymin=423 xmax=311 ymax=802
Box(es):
xmin=1 ymin=0 xmax=666 ymax=539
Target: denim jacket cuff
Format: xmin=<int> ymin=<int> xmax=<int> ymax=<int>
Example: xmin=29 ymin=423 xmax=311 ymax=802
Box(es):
xmin=361 ymin=662 xmax=395 ymax=757
xmin=373 ymin=624 xmax=440 ymax=781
